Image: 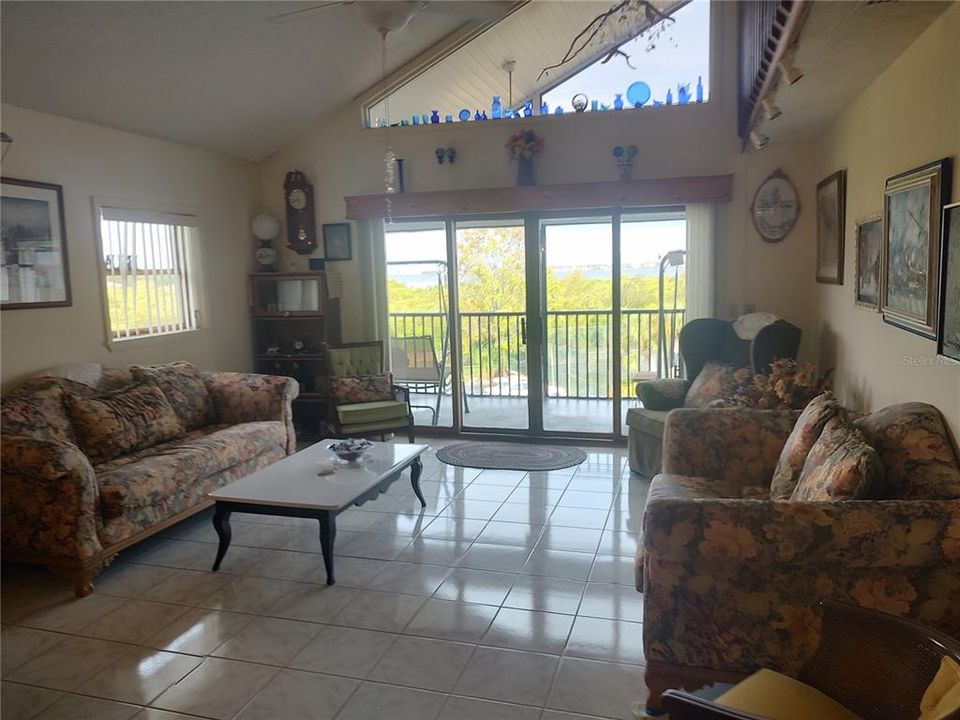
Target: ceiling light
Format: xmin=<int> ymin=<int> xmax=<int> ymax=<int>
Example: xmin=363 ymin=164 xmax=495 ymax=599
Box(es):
xmin=762 ymin=98 xmax=782 ymax=120
xmin=749 ymin=129 xmax=769 ymax=150
xmin=778 ymin=53 xmax=803 ymax=84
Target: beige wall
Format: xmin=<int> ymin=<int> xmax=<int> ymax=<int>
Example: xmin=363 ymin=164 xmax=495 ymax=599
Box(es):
xmin=0 ymin=104 xmax=260 ymax=386
xmin=258 ymin=0 xmax=820 ymax=358
xmin=811 ymin=3 xmax=960 ymax=432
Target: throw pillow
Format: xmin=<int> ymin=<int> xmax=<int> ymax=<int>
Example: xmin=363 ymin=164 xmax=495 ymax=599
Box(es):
xmin=331 ymin=374 xmax=394 ymax=404
xmin=130 ymin=361 xmax=215 ymax=431
xmin=770 ymin=392 xmax=842 ymax=500
xmin=683 ymin=362 xmax=741 ymax=409
xmin=637 ymin=379 xmax=688 ymax=411
xmin=919 ymin=656 xmax=960 ymax=720
xmin=0 ymin=379 xmax=76 ymax=445
xmin=66 ymin=380 xmax=184 ymax=464
xmin=790 ymin=414 xmax=884 ymax=502
xmin=855 ymin=402 xmax=960 ymax=500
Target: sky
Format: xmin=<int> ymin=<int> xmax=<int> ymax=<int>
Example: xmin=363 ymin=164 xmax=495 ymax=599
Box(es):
xmin=385 ymin=217 xmax=687 ymax=287
xmin=542 ymin=0 xmax=711 ymax=112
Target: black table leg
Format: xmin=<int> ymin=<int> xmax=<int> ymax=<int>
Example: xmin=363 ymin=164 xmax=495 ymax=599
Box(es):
xmin=212 ymin=505 xmax=232 ymax=571
xmin=410 ymin=457 xmax=426 ymax=507
xmin=318 ymin=511 xmax=336 ymax=585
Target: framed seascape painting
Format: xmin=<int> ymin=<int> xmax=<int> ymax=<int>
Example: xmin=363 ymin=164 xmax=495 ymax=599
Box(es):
xmin=938 ymin=202 xmax=960 ymax=363
xmin=881 ymin=157 xmax=951 ymax=338
xmin=816 ymin=169 xmax=846 ymax=284
xmin=1 ymin=177 xmax=72 ymax=309
xmin=854 ymin=215 xmax=882 ymax=310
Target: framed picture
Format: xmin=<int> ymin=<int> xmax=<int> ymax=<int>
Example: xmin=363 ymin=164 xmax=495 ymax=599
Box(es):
xmin=1 ymin=177 xmax=72 ymax=309
xmin=938 ymin=202 xmax=960 ymax=362
xmin=881 ymin=157 xmax=952 ymax=338
xmin=322 ymin=223 xmax=352 ymax=261
xmin=854 ymin=214 xmax=883 ymax=310
xmin=816 ymin=169 xmax=846 ymax=284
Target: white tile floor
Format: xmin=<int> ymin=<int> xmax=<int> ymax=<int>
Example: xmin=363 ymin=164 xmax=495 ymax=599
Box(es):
xmin=1 ymin=438 xmax=650 ymax=720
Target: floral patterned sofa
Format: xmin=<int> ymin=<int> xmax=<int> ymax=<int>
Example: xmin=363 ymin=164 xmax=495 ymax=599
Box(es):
xmin=637 ymin=402 xmax=960 ymax=711
xmin=1 ymin=362 xmax=298 ymax=596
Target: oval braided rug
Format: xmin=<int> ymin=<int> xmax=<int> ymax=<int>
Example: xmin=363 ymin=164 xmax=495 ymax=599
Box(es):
xmin=436 ymin=442 xmax=587 ymax=471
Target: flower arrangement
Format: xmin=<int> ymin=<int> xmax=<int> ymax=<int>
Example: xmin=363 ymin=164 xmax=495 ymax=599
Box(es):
xmin=720 ymin=359 xmax=832 ymax=410
xmin=505 ymin=129 xmax=544 ymax=160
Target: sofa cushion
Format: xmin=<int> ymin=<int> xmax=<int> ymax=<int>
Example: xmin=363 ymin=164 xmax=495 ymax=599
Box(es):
xmin=66 ymin=381 xmax=184 ymax=464
xmin=337 ymin=399 xmax=408 ymax=425
xmin=1 ymin=379 xmax=76 ymax=445
xmin=96 ymin=420 xmax=287 ymax=517
xmin=625 ymin=408 xmax=669 ymax=438
xmin=684 ymin=362 xmax=741 ymax=409
xmin=131 ymin=361 xmax=216 ymax=431
xmin=770 ymin=392 xmax=841 ymax=500
xmin=791 ymin=415 xmax=884 ymax=501
xmin=332 ymin=374 xmax=393 ymax=404
xmin=854 ymin=403 xmax=960 ymax=500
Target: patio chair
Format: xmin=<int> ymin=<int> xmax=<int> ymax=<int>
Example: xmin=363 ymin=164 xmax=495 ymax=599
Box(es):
xmin=327 ymin=341 xmax=415 ymax=442
xmin=390 ymin=335 xmax=468 ymax=425
xmin=390 ymin=335 xmax=444 ymax=425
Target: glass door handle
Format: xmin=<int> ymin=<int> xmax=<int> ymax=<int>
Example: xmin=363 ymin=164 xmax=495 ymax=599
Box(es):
xmin=520 ymin=317 xmax=527 ymax=345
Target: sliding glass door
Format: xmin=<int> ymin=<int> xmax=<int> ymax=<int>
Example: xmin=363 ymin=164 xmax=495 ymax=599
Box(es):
xmin=383 ymin=208 xmax=685 ymax=439
xmin=455 ymin=218 xmax=529 ymax=432
xmin=540 ymin=215 xmax=614 ymax=434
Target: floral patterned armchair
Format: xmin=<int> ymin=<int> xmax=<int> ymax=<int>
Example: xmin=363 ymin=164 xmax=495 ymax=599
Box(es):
xmin=638 ymin=404 xmax=960 ymax=712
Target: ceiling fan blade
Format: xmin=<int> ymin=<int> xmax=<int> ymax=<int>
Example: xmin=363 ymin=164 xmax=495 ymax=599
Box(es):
xmin=266 ymin=2 xmax=348 ymax=24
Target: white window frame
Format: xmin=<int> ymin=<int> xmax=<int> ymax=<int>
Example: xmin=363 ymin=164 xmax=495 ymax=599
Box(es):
xmin=92 ymin=197 xmax=205 ymax=350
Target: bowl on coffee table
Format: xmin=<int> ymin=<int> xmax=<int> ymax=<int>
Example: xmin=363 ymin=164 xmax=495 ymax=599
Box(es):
xmin=328 ymin=438 xmax=372 ymax=463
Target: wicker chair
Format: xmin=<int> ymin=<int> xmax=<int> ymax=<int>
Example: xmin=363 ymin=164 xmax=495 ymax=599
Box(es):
xmin=661 ymin=601 xmax=960 ymax=720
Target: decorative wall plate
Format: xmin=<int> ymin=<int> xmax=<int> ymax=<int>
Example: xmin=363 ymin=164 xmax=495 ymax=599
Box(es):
xmin=751 ymin=169 xmax=800 ymax=243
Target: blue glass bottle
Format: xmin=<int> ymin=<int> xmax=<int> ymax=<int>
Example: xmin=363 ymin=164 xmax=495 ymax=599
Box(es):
xmin=540 ymin=102 xmax=549 ymax=116
xmin=492 ymin=96 xmax=502 ymax=119
xmin=430 ymin=110 xmax=440 ymax=124
xmin=412 ymin=115 xmax=419 ymax=126
xmin=613 ymin=94 xmax=624 ymax=110
xmin=696 ymin=76 xmax=704 ymax=103
xmin=523 ymin=100 xmax=533 ymax=117
xmin=666 ymin=89 xmax=673 ymax=105
xmin=445 ymin=114 xmax=453 ymax=123
xmin=475 ymin=109 xmax=482 ymax=120
xmin=554 ymin=106 xmax=564 ymax=114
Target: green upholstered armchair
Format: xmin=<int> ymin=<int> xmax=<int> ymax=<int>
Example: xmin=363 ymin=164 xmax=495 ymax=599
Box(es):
xmin=327 ymin=341 xmax=415 ymax=442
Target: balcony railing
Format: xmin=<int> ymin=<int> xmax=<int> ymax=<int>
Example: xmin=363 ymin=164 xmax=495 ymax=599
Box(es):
xmin=389 ymin=309 xmax=684 ymax=400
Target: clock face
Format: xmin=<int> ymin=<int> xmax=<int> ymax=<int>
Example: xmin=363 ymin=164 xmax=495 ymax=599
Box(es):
xmin=288 ymin=188 xmax=307 ymax=210
xmin=752 ymin=171 xmax=799 ymax=242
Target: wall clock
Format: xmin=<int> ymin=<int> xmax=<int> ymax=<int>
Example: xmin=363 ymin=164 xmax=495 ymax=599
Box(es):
xmin=283 ymin=170 xmax=318 ymax=255
xmin=751 ymin=169 xmax=800 ymax=243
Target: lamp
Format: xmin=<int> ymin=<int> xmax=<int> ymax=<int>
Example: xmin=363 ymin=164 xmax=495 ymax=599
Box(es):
xmin=778 ymin=53 xmax=804 ymax=85
xmin=251 ymin=213 xmax=280 ymax=241
xmin=762 ymin=98 xmax=781 ymax=121
xmin=749 ymin=129 xmax=769 ymax=150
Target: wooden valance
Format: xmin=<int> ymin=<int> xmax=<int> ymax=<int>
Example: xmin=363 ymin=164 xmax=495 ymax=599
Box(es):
xmin=344 ymin=174 xmax=733 ymax=220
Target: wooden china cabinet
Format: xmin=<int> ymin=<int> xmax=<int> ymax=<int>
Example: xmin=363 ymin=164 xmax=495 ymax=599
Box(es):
xmin=249 ymin=272 xmax=341 ymax=439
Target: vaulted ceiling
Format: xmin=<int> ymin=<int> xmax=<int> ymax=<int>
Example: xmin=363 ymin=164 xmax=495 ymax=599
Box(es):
xmin=0 ymin=1 xmax=481 ymax=160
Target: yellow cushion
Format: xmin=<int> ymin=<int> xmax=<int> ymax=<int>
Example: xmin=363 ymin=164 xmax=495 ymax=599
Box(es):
xmin=717 ymin=669 xmax=861 ymax=720
xmin=920 ymin=657 xmax=960 ymax=720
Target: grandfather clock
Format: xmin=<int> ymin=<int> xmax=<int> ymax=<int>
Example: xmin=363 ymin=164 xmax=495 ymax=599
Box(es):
xmin=283 ymin=170 xmax=318 ymax=254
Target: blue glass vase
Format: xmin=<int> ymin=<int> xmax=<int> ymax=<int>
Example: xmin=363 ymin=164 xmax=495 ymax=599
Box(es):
xmin=613 ymin=94 xmax=624 ymax=110
xmin=492 ymin=96 xmax=502 ymax=119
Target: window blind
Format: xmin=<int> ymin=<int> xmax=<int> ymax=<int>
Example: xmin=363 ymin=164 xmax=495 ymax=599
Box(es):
xmin=99 ymin=208 xmax=198 ymax=341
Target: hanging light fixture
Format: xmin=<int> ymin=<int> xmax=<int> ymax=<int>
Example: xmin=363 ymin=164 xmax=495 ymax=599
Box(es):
xmin=380 ymin=29 xmax=398 ymax=222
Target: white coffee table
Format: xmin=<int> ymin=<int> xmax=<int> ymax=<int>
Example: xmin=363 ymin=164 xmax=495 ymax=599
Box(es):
xmin=208 ymin=442 xmax=428 ymax=585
